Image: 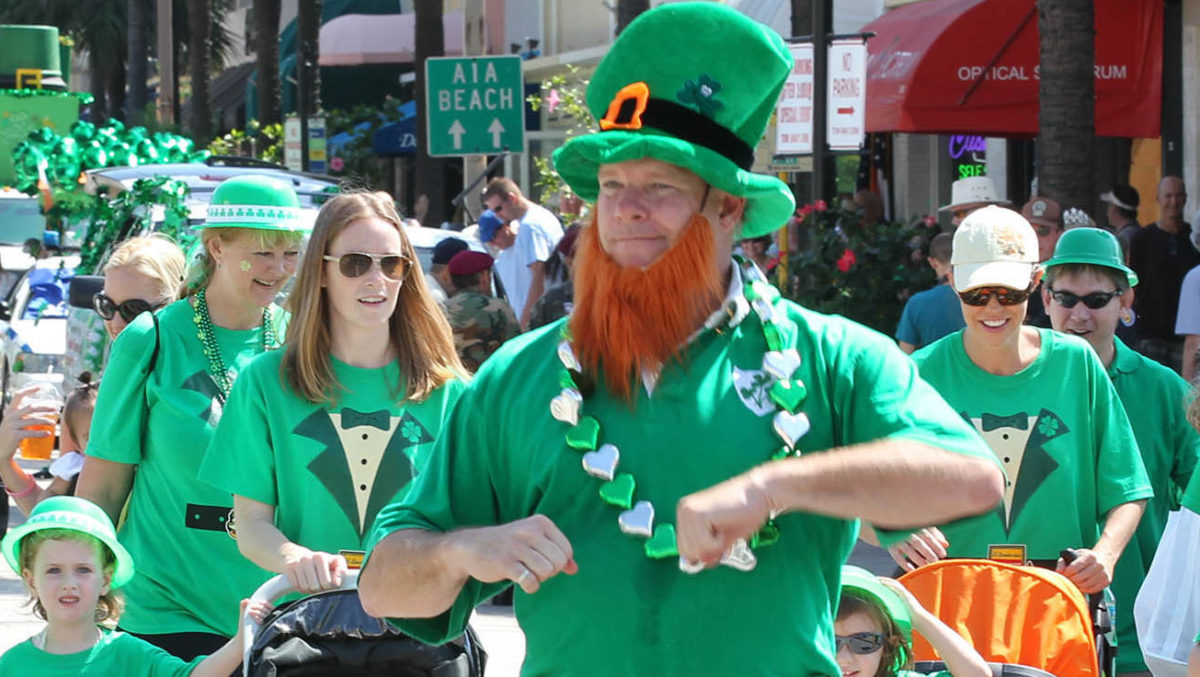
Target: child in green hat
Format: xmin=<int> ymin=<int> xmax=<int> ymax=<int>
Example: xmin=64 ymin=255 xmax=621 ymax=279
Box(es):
xmin=838 ymin=566 xmax=989 ymax=677
xmin=0 ymin=496 xmax=267 ymax=675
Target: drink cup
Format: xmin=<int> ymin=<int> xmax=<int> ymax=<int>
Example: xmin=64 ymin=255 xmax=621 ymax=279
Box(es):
xmin=19 ymin=382 xmax=61 ymax=461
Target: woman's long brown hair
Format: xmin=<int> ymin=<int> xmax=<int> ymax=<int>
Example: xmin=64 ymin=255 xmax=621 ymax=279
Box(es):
xmin=282 ymin=191 xmax=466 ymax=404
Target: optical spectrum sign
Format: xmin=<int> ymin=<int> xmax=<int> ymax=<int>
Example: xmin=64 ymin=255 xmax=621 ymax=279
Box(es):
xmin=425 ymin=56 xmax=525 ymax=157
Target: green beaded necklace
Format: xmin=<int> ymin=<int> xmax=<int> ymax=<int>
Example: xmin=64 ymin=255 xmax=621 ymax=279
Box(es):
xmin=193 ymin=288 xmax=277 ymax=401
xmin=551 ymin=257 xmax=810 ymax=573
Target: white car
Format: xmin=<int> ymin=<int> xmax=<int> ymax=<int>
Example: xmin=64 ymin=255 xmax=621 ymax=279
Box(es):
xmin=0 ymin=255 xmax=80 ymax=398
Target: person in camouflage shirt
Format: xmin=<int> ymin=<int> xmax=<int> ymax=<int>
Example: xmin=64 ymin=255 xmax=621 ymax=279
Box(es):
xmin=445 ymin=250 xmax=520 ymax=372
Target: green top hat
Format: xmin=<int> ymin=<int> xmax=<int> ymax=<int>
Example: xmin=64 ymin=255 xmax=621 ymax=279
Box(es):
xmin=840 ymin=565 xmax=912 ymax=643
xmin=199 ymin=175 xmax=308 ymax=231
xmin=551 ymin=2 xmax=796 ymax=239
xmin=2 ymin=496 xmax=135 ymax=588
xmin=1043 ymin=227 xmax=1138 ymax=286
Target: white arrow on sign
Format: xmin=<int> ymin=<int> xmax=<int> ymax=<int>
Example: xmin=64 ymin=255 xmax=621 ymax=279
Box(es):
xmin=449 ymin=120 xmax=465 ymax=149
xmin=488 ymin=119 xmax=505 ymax=148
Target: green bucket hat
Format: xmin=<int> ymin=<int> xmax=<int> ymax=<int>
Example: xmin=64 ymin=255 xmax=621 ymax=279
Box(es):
xmin=1042 ymin=227 xmax=1138 ymax=286
xmin=2 ymin=496 xmax=135 ymax=588
xmin=551 ymin=2 xmax=796 ymax=239
xmin=840 ymin=565 xmax=912 ymax=643
xmin=199 ymin=175 xmax=308 ymax=231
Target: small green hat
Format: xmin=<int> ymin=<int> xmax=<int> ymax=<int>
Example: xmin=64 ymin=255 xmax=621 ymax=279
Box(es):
xmin=551 ymin=2 xmax=796 ymax=239
xmin=840 ymin=565 xmax=912 ymax=643
xmin=199 ymin=175 xmax=307 ymax=231
xmin=1042 ymin=227 xmax=1138 ymax=286
xmin=2 ymin=496 xmax=135 ymax=588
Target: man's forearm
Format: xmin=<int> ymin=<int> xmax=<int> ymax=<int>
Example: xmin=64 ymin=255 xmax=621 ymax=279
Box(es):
xmin=752 ymin=440 xmax=1003 ymax=528
xmin=359 ymin=528 xmax=468 ymax=619
xmin=1094 ymin=500 xmax=1147 ymax=562
xmin=521 ymin=262 xmax=547 ymax=327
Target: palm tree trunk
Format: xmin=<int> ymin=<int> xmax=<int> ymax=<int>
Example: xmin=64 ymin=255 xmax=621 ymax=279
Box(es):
xmin=187 ymin=0 xmax=212 ymax=142
xmin=128 ymin=0 xmax=149 ymax=124
xmin=254 ymin=0 xmax=282 ymax=125
xmin=297 ymin=0 xmax=322 ymax=113
xmin=415 ymin=0 xmax=447 ymax=227
xmin=106 ymin=58 xmax=128 ymax=123
xmin=89 ymin=49 xmax=108 ymax=121
xmin=616 ymin=0 xmax=648 ymax=35
xmin=1036 ymin=0 xmax=1094 ymax=210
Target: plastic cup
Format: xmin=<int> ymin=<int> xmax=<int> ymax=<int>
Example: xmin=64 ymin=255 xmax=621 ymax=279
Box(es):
xmin=19 ymin=382 xmax=61 ymax=461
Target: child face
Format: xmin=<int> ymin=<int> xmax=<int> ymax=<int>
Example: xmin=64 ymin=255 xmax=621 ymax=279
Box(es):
xmin=835 ymin=611 xmax=886 ymax=677
xmin=23 ymin=538 xmax=111 ymax=627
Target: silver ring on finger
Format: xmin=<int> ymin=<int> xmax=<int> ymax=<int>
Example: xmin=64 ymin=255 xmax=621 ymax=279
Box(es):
xmin=516 ymin=568 xmax=533 ymax=585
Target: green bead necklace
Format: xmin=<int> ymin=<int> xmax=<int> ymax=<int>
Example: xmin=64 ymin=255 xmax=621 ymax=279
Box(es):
xmin=551 ymin=257 xmax=810 ymax=573
xmin=193 ymin=288 xmax=277 ymax=401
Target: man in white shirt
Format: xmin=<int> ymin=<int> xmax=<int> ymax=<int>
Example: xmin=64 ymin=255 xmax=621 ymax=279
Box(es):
xmin=481 ymin=178 xmax=564 ymax=329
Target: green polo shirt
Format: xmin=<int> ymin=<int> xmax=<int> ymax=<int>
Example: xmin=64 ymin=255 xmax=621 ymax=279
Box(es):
xmin=1107 ymin=337 xmax=1200 ymax=672
xmin=912 ymin=329 xmax=1153 ymax=561
xmin=200 ymin=350 xmax=465 ymax=555
xmin=365 ymin=292 xmax=996 ymax=677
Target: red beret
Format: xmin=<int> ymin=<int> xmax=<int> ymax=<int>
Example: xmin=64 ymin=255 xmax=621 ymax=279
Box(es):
xmin=447 ymin=250 xmax=494 ymax=275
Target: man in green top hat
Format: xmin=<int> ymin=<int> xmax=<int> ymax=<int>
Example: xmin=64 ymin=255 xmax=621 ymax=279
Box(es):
xmin=1042 ymin=227 xmax=1200 ymax=677
xmin=359 ymin=4 xmax=1002 ymax=675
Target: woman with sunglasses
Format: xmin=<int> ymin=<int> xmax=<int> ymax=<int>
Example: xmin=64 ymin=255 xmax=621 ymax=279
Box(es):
xmin=891 ymin=207 xmax=1150 ymax=597
xmin=93 ymin=234 xmax=187 ymax=340
xmin=836 ymin=566 xmax=988 ymax=677
xmin=76 ymin=175 xmax=308 ymax=660
xmin=199 ymin=191 xmax=466 ymax=595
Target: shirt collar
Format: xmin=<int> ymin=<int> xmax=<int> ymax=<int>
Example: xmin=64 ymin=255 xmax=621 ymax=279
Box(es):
xmin=1109 ymin=336 xmax=1141 ymax=376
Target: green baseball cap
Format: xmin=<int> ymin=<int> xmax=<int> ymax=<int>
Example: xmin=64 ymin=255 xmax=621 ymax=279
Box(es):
xmin=840 ymin=565 xmax=912 ymax=643
xmin=1042 ymin=227 xmax=1138 ymax=286
xmin=551 ymin=2 xmax=796 ymax=239
xmin=199 ymin=175 xmax=308 ymax=231
xmin=2 ymin=496 xmax=135 ymax=588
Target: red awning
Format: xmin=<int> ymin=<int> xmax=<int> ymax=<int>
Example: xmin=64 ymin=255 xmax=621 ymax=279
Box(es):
xmin=864 ymin=0 xmax=1162 ymax=138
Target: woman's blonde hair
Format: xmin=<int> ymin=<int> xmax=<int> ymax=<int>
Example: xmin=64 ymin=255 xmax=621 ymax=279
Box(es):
xmin=185 ymin=227 xmax=306 ymax=296
xmin=282 ymin=191 xmax=465 ymax=404
xmin=20 ymin=529 xmax=122 ymax=623
xmin=103 ymin=234 xmax=187 ymax=303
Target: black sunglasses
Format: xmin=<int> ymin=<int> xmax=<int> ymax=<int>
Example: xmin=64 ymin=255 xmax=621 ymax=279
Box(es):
xmin=835 ymin=632 xmax=885 ymax=654
xmin=93 ymin=293 xmax=164 ymax=322
xmin=1048 ymin=287 xmax=1122 ymax=310
xmin=323 ymin=253 xmax=411 ymax=280
xmin=957 ymin=283 xmax=1036 ymax=307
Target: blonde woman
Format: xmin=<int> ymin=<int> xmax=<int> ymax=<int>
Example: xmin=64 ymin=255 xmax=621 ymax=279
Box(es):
xmin=200 ymin=191 xmax=466 ymax=594
xmin=76 ymin=175 xmax=309 ymax=660
xmin=93 ymin=234 xmax=187 ymax=339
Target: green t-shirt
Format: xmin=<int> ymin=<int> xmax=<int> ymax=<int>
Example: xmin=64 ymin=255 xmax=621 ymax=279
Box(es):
xmin=86 ymin=298 xmax=286 ymax=637
xmin=1183 ymin=466 xmax=1200 ymax=514
xmin=365 ymin=298 xmax=996 ymax=677
xmin=912 ymin=329 xmax=1153 ymax=561
xmin=0 ymin=628 xmax=203 ymax=676
xmin=199 ymin=350 xmax=465 ymax=555
xmin=1107 ymin=337 xmax=1200 ymax=672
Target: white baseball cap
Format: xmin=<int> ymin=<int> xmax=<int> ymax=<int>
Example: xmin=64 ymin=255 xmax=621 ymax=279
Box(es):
xmin=939 ymin=176 xmax=1010 ymax=212
xmin=951 ymin=206 xmax=1039 ymax=292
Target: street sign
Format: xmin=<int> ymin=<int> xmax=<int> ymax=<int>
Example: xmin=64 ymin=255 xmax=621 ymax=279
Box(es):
xmin=283 ymin=116 xmax=326 ymax=172
xmin=425 ymin=55 xmax=525 ymax=157
xmin=826 ymin=41 xmax=866 ymax=151
xmin=776 ymin=43 xmax=814 ymax=155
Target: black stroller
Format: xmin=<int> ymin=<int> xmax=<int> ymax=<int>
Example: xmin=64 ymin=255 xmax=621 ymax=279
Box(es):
xmin=241 ymin=572 xmax=487 ymax=677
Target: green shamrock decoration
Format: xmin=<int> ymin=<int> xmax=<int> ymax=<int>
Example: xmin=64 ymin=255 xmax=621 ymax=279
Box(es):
xmin=676 ymin=74 xmax=724 ymax=119
xmin=401 ymin=420 xmax=422 ymax=443
xmin=1038 ymin=417 xmax=1060 ymax=437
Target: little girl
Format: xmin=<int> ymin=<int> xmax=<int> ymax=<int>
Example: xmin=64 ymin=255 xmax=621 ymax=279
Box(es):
xmin=837 ymin=566 xmax=990 ymax=677
xmin=0 ymin=496 xmax=264 ymax=675
xmin=0 ymin=376 xmax=100 ymax=516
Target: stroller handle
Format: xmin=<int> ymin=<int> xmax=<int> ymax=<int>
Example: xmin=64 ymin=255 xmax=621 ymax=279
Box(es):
xmin=242 ymin=570 xmax=361 ymax=677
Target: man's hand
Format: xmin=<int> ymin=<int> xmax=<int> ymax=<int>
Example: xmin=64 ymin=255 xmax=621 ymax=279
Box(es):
xmin=1056 ymin=548 xmax=1115 ymax=594
xmin=887 ymin=527 xmax=949 ymax=571
xmin=675 ymin=470 xmax=772 ymax=566
xmin=451 ymin=515 xmax=578 ymax=594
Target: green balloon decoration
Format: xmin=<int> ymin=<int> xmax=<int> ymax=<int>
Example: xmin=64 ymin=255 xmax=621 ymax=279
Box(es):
xmin=12 ymin=118 xmax=210 ymax=195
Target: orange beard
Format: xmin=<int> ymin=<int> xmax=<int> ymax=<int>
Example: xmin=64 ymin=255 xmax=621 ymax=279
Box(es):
xmin=569 ymin=212 xmax=723 ymax=402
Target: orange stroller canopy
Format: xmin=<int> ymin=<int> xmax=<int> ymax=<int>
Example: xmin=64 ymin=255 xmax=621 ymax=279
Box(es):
xmin=899 ymin=559 xmax=1099 ymax=677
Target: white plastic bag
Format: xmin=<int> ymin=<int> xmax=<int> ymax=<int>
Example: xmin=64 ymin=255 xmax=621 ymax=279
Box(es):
xmin=1136 ymin=507 xmax=1200 ymax=677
